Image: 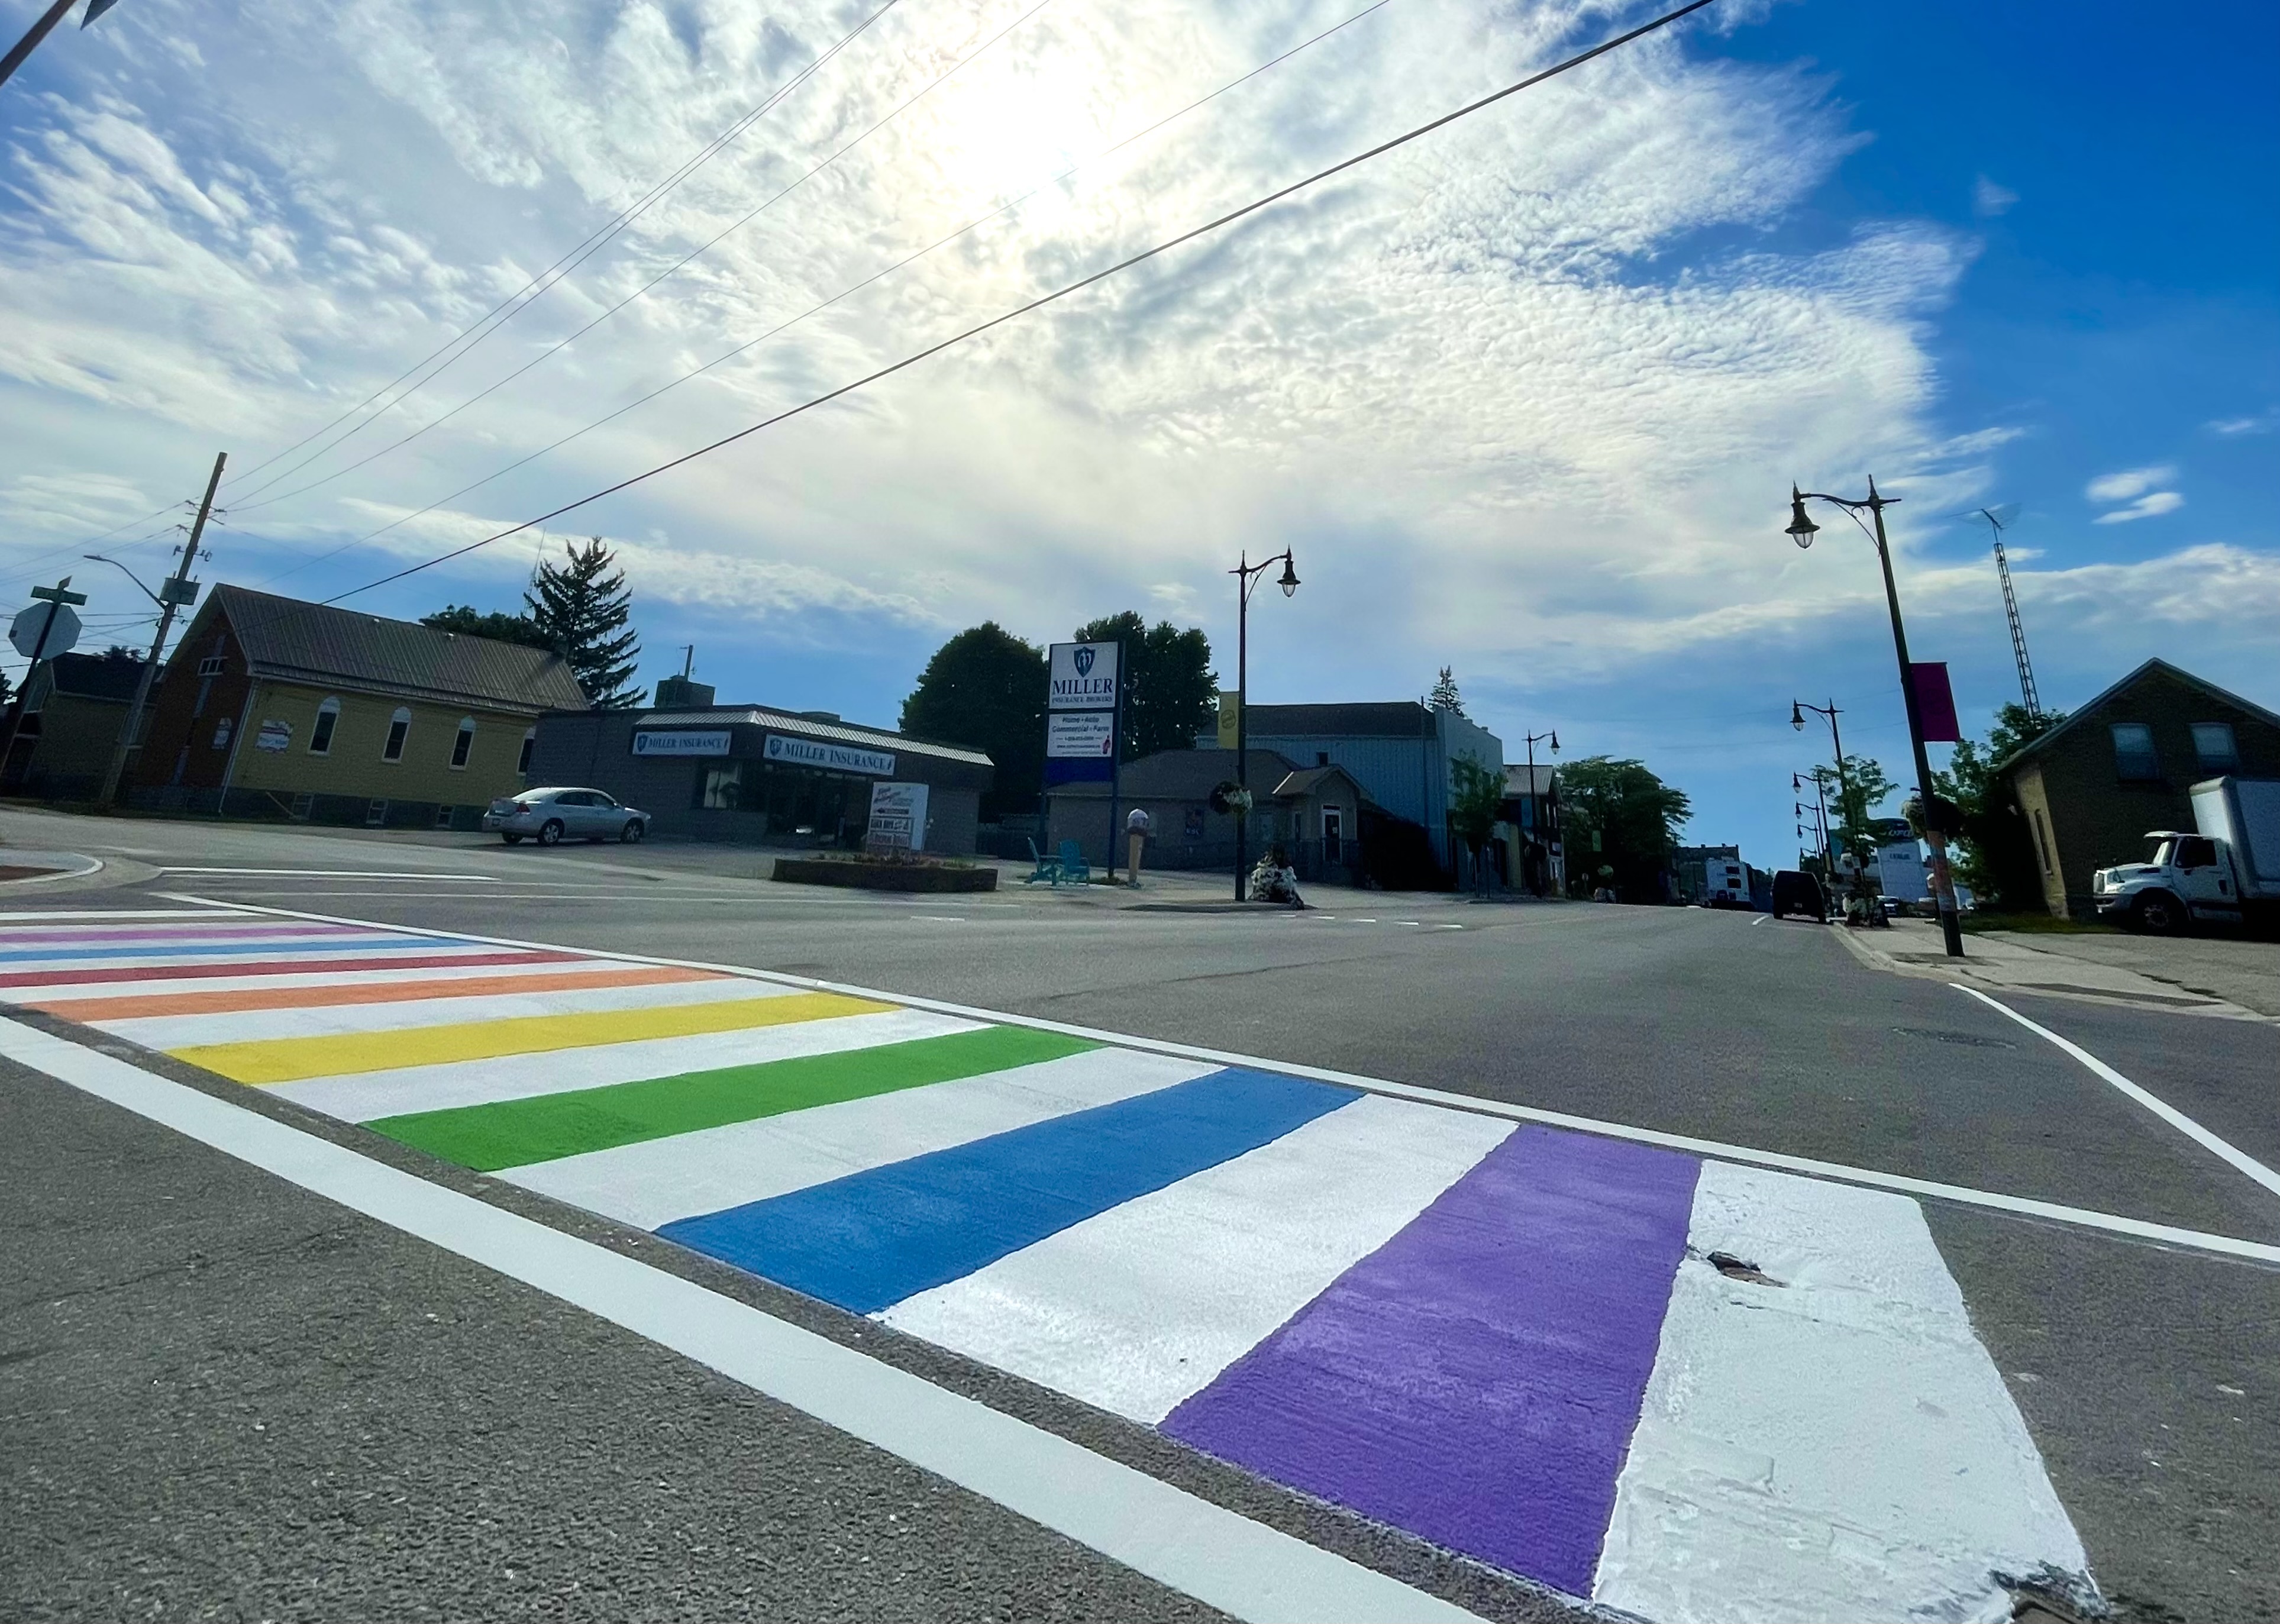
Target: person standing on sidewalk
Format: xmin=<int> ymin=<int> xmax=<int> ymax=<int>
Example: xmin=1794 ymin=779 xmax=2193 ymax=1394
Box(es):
xmin=1125 ymin=805 xmax=1152 ymax=887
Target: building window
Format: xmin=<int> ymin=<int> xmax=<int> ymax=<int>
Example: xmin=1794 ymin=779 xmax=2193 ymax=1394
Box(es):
xmin=517 ymin=728 xmax=536 ymax=777
xmin=366 ymin=798 xmax=389 ymax=826
xmin=2191 ymin=722 xmax=2239 ymax=774
xmin=383 ymin=708 xmax=411 ymax=763
xmin=435 ymin=803 xmax=456 ymax=829
xmin=211 ymin=715 xmax=232 ymax=750
xmin=2033 ymin=808 xmax=2055 ymax=874
xmin=450 ymin=716 xmax=476 ymax=769
xmin=309 ymin=698 xmax=340 ymax=756
xmin=2110 ymin=723 xmax=2160 ymax=783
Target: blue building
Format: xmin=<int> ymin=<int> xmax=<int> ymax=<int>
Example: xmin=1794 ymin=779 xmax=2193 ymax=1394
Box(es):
xmin=1220 ymin=702 xmax=1504 ymax=873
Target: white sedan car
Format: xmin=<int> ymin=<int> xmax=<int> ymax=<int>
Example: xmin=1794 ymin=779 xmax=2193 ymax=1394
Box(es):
xmin=483 ymin=786 xmax=651 ymax=846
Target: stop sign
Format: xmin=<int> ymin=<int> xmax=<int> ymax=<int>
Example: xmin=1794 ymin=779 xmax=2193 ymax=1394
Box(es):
xmin=9 ymin=601 xmax=82 ymax=661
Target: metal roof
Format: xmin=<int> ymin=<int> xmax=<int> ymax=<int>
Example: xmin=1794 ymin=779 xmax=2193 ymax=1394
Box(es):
xmin=637 ymin=706 xmax=993 ymax=767
xmin=35 ymin=652 xmax=149 ymax=703
xmin=208 ymin=585 xmax=586 ymax=713
xmin=1994 ymin=658 xmax=2280 ymax=775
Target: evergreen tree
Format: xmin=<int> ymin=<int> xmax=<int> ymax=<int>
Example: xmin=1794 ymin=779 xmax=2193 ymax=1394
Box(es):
xmin=1429 ymin=666 xmax=1465 ymax=715
xmin=1069 ymin=611 xmax=1218 ymax=761
xmin=901 ymin=623 xmax=1048 ymax=821
xmin=525 ymin=537 xmax=644 ymax=708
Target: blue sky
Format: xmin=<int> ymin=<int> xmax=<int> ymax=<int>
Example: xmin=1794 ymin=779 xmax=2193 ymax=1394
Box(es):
xmin=3 ymin=0 xmax=2274 ymax=873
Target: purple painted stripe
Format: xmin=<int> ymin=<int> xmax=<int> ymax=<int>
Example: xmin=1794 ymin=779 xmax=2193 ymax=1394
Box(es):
xmin=1161 ymin=1125 xmax=1699 ymax=1597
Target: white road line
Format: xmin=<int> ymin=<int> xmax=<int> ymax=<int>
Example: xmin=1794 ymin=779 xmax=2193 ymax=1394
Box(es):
xmin=269 ymin=1008 xmax=974 ymax=1122
xmin=507 ymin=1049 xmax=1220 ymax=1231
xmin=1596 ymin=1161 xmax=2088 ymax=1622
xmin=159 ymin=896 xmax=2280 ymax=1268
xmin=0 ymin=1020 xmax=1478 ymax=1624
xmin=881 ymin=1094 xmax=1512 ymax=1425
xmin=0 ymin=908 xmax=251 ymax=921
xmin=1956 ymin=983 xmax=2280 ymax=1202
xmin=1751 ymin=913 xmax=1769 ymax=926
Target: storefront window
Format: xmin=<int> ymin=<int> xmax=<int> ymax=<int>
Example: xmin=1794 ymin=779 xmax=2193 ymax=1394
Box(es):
xmin=696 ymin=760 xmax=874 ymax=844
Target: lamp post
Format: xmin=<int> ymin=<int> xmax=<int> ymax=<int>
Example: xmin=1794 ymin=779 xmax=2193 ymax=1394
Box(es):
xmin=2 ymin=0 xmax=124 ymax=92
xmin=1785 ymin=480 xmax=1964 ymax=957
xmin=1523 ymin=728 xmax=1558 ymax=895
xmin=1229 ymin=548 xmax=1299 ymax=901
xmin=1793 ymin=769 xmax=1832 ymax=877
xmin=1791 ymin=698 xmax=1853 ymax=879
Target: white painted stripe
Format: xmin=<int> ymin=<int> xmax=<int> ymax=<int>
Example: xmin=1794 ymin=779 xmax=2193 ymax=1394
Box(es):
xmin=154 ymin=867 xmax=501 ymax=880
xmin=162 ymin=896 xmax=2280 ymax=1268
xmin=269 ymin=1008 xmax=977 ymax=1122
xmin=99 ymin=973 xmax=758 ymax=1048
xmin=1956 ymin=984 xmax=2280 ymax=1201
xmin=507 ymin=1048 xmax=1223 ymax=1230
xmin=0 ymin=1021 xmax=1477 ymax=1624
xmin=1595 ymin=1161 xmax=2089 ymax=1623
xmin=881 ymin=1094 xmax=1514 ymax=1424
xmin=0 ymin=909 xmax=255 ymax=921
xmin=0 ymin=939 xmax=511 ymax=974
xmin=18 ymin=956 xmax=632 ymax=1005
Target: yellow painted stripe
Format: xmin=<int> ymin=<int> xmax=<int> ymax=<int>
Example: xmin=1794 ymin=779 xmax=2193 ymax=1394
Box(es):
xmin=175 ymin=992 xmax=892 ymax=1085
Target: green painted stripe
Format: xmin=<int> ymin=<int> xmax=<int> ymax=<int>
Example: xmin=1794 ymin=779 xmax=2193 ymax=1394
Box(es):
xmin=367 ymin=1025 xmax=1099 ymax=1172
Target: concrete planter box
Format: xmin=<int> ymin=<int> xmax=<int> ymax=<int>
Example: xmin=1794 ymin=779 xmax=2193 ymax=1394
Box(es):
xmin=770 ymin=857 xmax=999 ymax=893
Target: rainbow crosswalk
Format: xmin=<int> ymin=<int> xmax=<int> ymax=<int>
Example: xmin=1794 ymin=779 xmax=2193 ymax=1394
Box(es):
xmin=1 ymin=906 xmax=2095 ymax=1621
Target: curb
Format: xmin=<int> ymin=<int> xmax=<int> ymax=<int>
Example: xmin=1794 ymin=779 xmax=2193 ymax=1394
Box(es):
xmin=0 ymin=850 xmax=104 ymax=886
xmin=1829 ymin=919 xmax=2266 ymax=1022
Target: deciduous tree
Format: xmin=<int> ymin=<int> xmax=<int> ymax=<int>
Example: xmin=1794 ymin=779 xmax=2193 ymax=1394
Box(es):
xmin=421 ymin=604 xmax=550 ymax=650
xmin=901 ymin=623 xmax=1047 ymax=822
xmin=1558 ymin=757 xmax=1691 ymax=902
xmin=1070 ymin=611 xmax=1218 ymax=761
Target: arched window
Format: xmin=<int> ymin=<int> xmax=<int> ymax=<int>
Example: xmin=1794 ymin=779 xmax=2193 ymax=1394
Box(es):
xmin=517 ymin=727 xmax=537 ymax=777
xmin=309 ymin=697 xmax=341 ymax=756
xmin=450 ymin=716 xmax=476 ymax=770
xmin=382 ymin=707 xmax=411 ymax=763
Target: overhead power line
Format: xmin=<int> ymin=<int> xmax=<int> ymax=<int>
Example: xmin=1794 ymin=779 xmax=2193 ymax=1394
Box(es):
xmin=327 ymin=0 xmax=1716 ymax=609
xmin=230 ymin=0 xmax=1068 ymax=521
xmin=251 ymin=0 xmax=1404 ymax=592
xmin=219 ymin=0 xmax=910 ymax=503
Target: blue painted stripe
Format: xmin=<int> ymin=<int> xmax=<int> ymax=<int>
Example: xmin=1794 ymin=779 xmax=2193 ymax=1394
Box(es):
xmin=659 ymin=1068 xmax=1357 ymax=1314
xmin=0 ymin=934 xmax=470 ymax=965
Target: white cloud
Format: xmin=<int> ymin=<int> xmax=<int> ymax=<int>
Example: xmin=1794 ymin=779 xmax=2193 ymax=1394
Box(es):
xmin=2084 ymin=465 xmax=2174 ymax=503
xmin=1971 ymin=175 xmax=2017 ymax=217
xmin=2092 ymin=490 xmax=2184 ymax=525
xmin=2207 ymin=408 xmax=2278 ymax=435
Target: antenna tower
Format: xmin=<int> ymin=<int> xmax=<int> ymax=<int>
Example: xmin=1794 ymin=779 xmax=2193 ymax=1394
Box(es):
xmin=1978 ymin=507 xmax=2040 ymax=718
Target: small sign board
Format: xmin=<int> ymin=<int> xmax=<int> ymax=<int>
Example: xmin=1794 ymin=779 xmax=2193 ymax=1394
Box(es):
xmin=255 ymin=719 xmax=292 ymax=752
xmin=1047 ymin=710 xmax=1115 ymax=760
xmin=1216 ymin=695 xmax=1239 ymax=749
xmin=632 ymin=729 xmax=731 ymax=757
xmin=866 ymin=781 xmax=929 ymax=853
xmin=1048 ymin=641 xmax=1119 ymax=711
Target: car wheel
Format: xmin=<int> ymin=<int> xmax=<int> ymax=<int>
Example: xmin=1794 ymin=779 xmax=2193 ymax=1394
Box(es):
xmin=2132 ymin=892 xmax=2187 ymax=936
xmin=621 ymin=819 xmax=645 ymax=844
xmin=501 ymin=834 xmax=523 ymax=845
xmin=537 ymin=819 xmax=564 ymax=847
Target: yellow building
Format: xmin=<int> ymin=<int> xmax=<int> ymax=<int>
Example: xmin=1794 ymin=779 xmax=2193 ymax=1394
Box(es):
xmin=130 ymin=585 xmax=587 ymax=828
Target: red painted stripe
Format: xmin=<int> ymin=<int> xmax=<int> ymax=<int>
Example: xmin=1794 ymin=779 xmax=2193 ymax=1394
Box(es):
xmin=0 ymin=949 xmax=581 ymax=991
xmin=38 ymin=964 xmax=724 ymax=1021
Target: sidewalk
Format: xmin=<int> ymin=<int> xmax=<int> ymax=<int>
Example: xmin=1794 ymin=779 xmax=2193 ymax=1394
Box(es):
xmin=1840 ymin=918 xmax=2275 ymax=1021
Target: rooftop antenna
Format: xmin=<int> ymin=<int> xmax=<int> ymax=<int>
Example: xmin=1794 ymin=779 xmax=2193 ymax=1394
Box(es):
xmin=680 ymin=644 xmax=695 ymax=679
xmin=1975 ymin=503 xmax=2040 ymax=719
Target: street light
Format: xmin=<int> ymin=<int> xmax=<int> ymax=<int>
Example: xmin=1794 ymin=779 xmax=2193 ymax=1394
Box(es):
xmin=1522 ymin=727 xmax=1559 ymax=896
xmin=1793 ymin=698 xmax=1857 ymax=906
xmin=1782 ymin=476 xmax=1964 ymax=958
xmin=1229 ymin=547 xmax=1299 ymax=902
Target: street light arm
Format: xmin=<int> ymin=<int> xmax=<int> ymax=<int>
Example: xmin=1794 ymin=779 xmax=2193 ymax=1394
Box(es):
xmin=83 ymin=553 xmax=164 ymax=606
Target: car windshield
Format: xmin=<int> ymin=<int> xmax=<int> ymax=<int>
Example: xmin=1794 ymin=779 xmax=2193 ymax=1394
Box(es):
xmin=2148 ymin=837 xmax=2177 ymax=866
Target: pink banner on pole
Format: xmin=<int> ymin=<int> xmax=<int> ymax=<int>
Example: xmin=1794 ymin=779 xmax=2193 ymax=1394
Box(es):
xmin=1908 ymin=662 xmax=1961 ymax=742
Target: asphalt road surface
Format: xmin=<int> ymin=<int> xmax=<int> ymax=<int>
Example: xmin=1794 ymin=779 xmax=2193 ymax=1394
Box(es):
xmin=4 ymin=809 xmax=2276 ymax=1623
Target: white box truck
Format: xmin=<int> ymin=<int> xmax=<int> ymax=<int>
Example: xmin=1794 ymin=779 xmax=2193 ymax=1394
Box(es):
xmin=2092 ymin=776 xmax=2280 ymax=934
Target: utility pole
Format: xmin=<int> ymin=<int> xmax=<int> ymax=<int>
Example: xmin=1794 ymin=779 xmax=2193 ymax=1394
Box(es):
xmin=96 ymin=452 xmax=221 ymax=807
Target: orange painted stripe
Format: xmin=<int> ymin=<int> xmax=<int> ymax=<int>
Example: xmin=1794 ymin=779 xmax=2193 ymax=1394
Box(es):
xmin=28 ymin=964 xmax=724 ymax=1021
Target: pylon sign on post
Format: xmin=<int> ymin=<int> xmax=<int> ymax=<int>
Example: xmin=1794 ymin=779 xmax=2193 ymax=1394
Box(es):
xmin=1044 ymin=641 xmax=1118 ymax=786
